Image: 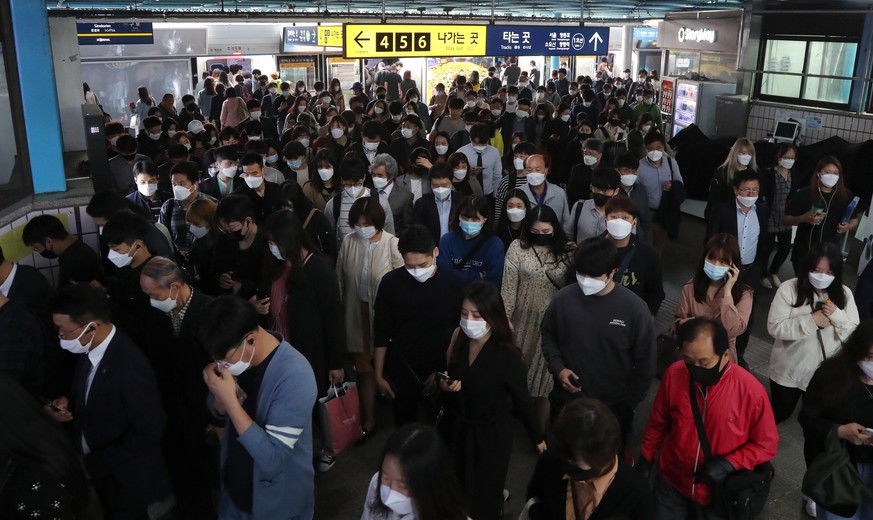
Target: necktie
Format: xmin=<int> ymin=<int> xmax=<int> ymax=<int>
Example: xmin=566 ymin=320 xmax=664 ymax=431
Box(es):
xmin=379 ymin=189 xmax=386 ymax=197
xmin=476 ymin=152 xmax=483 ymax=168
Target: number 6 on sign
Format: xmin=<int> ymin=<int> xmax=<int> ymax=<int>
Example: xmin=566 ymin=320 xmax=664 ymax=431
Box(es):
xmin=414 ymin=33 xmax=430 ymax=51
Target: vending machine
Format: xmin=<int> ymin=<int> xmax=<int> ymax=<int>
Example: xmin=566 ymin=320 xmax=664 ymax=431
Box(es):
xmin=671 ymin=79 xmax=736 ymax=138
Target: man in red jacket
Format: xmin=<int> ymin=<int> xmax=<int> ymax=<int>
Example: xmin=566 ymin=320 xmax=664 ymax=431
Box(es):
xmin=641 ymin=318 xmax=778 ymax=519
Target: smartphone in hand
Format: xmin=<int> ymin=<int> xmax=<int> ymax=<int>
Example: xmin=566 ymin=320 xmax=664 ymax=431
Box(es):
xmin=435 ymin=372 xmax=455 ymax=385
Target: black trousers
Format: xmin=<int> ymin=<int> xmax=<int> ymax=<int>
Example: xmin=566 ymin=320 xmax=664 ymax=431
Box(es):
xmin=735 ymin=263 xmax=762 ymax=368
xmin=769 ymin=379 xmax=805 ymax=424
xmin=765 ymin=230 xmax=793 ymax=275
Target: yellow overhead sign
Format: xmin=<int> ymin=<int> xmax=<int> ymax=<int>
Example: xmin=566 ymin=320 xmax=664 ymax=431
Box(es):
xmin=343 ymin=24 xmax=487 ymax=58
xmin=318 ymin=26 xmax=343 ymax=47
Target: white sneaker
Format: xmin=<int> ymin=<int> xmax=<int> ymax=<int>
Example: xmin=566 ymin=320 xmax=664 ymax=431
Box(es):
xmin=803 ymin=496 xmax=816 ymax=517
xmin=770 ymin=274 xmax=783 ymax=288
xmin=760 ymin=277 xmax=773 ymax=289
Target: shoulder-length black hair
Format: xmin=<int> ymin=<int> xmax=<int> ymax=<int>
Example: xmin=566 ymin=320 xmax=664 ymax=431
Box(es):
xmin=809 ymin=319 xmax=873 ymax=412
xmin=692 ymin=233 xmax=750 ymax=304
xmin=519 ymin=204 xmax=571 ymax=263
xmin=264 ymin=209 xmax=319 ymax=289
xmin=496 ymin=188 xmax=531 ymax=234
xmin=793 ymin=241 xmax=847 ymax=309
xmin=368 ymin=424 xmax=468 ymax=520
xmin=451 ymin=281 xmax=520 ymax=364
xmin=810 ymin=156 xmax=849 ymax=207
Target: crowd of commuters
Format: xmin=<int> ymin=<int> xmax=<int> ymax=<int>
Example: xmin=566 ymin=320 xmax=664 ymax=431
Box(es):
xmin=1 ymin=58 xmax=871 ymax=520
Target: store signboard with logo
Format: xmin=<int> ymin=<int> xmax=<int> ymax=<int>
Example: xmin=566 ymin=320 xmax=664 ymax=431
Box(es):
xmin=658 ymin=18 xmax=740 ymax=53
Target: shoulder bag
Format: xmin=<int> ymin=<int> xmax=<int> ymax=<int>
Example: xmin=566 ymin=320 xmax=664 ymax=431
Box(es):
xmin=688 ymin=378 xmax=774 ymax=519
xmin=802 ymin=427 xmax=873 ymax=517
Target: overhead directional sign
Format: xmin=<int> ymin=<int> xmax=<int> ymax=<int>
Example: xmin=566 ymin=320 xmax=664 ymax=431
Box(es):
xmin=343 ymin=24 xmax=486 ymax=58
xmin=318 ymin=26 xmax=343 ymax=47
xmin=77 ymin=22 xmax=154 ymax=45
xmin=485 ymin=26 xmax=609 ymax=56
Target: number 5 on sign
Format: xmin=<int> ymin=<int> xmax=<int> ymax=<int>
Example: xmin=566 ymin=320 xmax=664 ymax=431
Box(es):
xmin=343 ymin=24 xmax=485 ymax=58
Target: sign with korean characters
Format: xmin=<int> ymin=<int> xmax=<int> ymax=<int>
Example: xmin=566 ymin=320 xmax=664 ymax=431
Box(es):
xmin=77 ymin=22 xmax=154 ymax=45
xmin=343 ymin=24 xmax=486 ymax=58
xmin=485 ymin=26 xmax=609 ymax=56
xmin=318 ymin=26 xmax=343 ymax=47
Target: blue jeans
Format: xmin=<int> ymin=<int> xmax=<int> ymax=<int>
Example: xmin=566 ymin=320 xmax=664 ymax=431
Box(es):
xmin=816 ymin=462 xmax=873 ymax=520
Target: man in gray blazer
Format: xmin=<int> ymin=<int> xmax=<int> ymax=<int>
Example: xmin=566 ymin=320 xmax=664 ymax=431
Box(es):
xmin=371 ymin=154 xmax=414 ymax=236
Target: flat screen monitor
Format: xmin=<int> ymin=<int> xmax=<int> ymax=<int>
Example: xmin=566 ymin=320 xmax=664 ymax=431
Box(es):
xmin=774 ymin=120 xmax=799 ymax=141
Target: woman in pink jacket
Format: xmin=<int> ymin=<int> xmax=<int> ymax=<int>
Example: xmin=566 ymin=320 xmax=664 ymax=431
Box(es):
xmin=219 ymin=87 xmax=248 ymax=129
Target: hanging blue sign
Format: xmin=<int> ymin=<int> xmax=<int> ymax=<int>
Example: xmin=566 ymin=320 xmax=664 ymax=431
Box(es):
xmin=485 ymin=26 xmax=609 ymax=56
xmin=283 ymin=27 xmax=318 ymax=51
xmin=77 ymin=22 xmax=154 ymax=45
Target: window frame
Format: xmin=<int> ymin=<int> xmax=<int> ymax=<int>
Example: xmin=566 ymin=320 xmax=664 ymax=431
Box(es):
xmin=0 ymin=0 xmax=33 ymax=211
xmin=755 ymin=35 xmax=859 ymax=111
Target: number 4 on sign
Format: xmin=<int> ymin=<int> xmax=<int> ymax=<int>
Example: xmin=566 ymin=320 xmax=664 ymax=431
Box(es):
xmin=589 ymin=32 xmax=603 ymax=52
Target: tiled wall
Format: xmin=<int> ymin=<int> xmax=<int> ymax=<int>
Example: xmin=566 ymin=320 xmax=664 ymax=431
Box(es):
xmin=0 ymin=205 xmax=100 ymax=287
xmin=745 ymin=102 xmax=873 ymax=144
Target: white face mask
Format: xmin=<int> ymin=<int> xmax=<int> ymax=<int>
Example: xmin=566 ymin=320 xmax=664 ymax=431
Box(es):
xmin=737 ymin=153 xmax=753 ymax=166
xmin=433 ymin=186 xmax=452 ymax=200
xmin=410 ymin=97 xmax=419 ymax=104
xmin=392 ymin=114 xmax=402 ymax=122
xmin=617 ymin=98 xmax=626 ymax=107
xmin=472 ymin=144 xmax=486 ymax=152
xmin=138 ymin=183 xmax=158 ymax=197
xmin=250 ymin=111 xmax=261 ymax=120
xmin=331 ymin=128 xmax=345 ymax=139
xmin=356 ymin=225 xmax=377 ymax=240
xmin=167 ymin=130 xmax=177 ymax=138
xmin=208 ymin=136 xmax=217 ymax=145
xmin=297 ymin=106 xmax=306 ymax=113
xmin=737 ymin=195 xmax=758 ymax=208
xmin=560 ymin=114 xmax=571 ymax=122
xmin=583 ymin=155 xmax=598 ymax=166
xmin=647 ymin=150 xmax=663 ymax=162
xmin=345 ymin=185 xmax=364 ymax=198
xmin=59 ymin=322 xmax=96 ymax=354
xmin=374 ymin=107 xmax=384 ymax=115
xmin=507 ymin=95 xmax=517 ymax=102
xmin=401 ymin=128 xmax=414 ymax=139
xmin=435 ymin=145 xmax=449 ymax=155
xmin=452 ymin=168 xmax=467 ymax=180
xmin=516 ymin=110 xmax=528 ymax=119
xmin=183 ymin=142 xmax=192 ymax=150
xmin=223 ymin=340 xmax=255 ymax=376
xmin=582 ymin=101 xmax=592 ymax=108
xmin=318 ymin=168 xmax=334 ymax=181
xmin=109 ymin=135 xmax=120 ymax=146
xmin=407 ymin=263 xmax=436 ymax=282
xmin=808 ymin=272 xmax=835 ymax=290
xmin=460 ymin=318 xmax=490 ymax=340
xmin=491 ymin=109 xmax=502 ymax=117
xmin=513 ymin=158 xmax=525 ymax=171
xmin=606 ymin=218 xmax=633 ymax=240
xmin=506 ymin=207 xmax=526 ymax=222
xmin=380 ymin=485 xmax=414 ymax=515
xmin=221 ymin=166 xmax=238 ymax=178
xmin=577 ymin=273 xmax=608 ymax=296
xmin=247 ymin=135 xmax=262 ymax=142
xmin=173 ymin=185 xmax=192 ymax=200
xmin=244 ymin=175 xmax=264 ymax=189
xmin=363 ymin=141 xmax=380 ymax=151
xmin=298 ymin=138 xmax=311 ymax=148
xmin=641 ymin=124 xmax=652 ymax=134
xmin=107 ymin=247 xmax=135 ymax=268
xmin=569 ymin=90 xmax=578 ymax=96
xmin=372 ymin=176 xmax=389 ymax=190
xmin=149 ymin=286 xmax=178 ymax=313
xmin=858 ymin=361 xmax=873 ymax=381
xmin=819 ymin=173 xmax=839 ymax=188
xmin=527 ymin=172 xmax=546 ymax=187
xmin=466 ymin=100 xmax=476 ymax=108
xmin=269 ymin=243 xmax=285 ymax=261
xmin=189 ymin=224 xmax=209 ymax=239
xmin=620 ymin=174 xmax=638 ymax=187
xmin=780 ymin=158 xmax=795 ymax=170
xmin=148 ymin=132 xmax=162 ymax=140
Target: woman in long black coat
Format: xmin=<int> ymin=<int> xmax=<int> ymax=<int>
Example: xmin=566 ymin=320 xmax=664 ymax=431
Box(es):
xmin=439 ymin=282 xmax=545 ymax=520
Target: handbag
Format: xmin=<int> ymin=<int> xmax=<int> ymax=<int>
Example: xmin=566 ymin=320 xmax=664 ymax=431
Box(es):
xmin=688 ymin=378 xmax=774 ymax=519
xmin=318 ymin=382 xmax=363 ymax=455
xmin=802 ymin=427 xmax=873 ymax=517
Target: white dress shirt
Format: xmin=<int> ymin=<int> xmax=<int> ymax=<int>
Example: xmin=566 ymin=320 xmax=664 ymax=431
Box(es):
xmin=736 ymin=202 xmax=760 ymax=266
xmin=0 ymin=263 xmax=17 ymax=297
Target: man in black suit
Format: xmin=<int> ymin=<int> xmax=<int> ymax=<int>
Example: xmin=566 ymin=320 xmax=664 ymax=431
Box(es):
xmin=705 ymin=169 xmax=770 ymax=368
xmin=140 ymin=256 xmax=217 ymax=518
xmin=413 ymin=167 xmax=461 ymax=243
xmin=371 ymin=153 xmax=414 ymax=236
xmin=47 ymin=284 xmax=172 ymax=519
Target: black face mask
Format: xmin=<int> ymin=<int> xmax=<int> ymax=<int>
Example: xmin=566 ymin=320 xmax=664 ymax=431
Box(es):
xmin=530 ymin=233 xmax=552 ymax=247
xmin=687 ymin=359 xmax=726 ymax=387
xmin=578 ymin=133 xmax=593 ymax=140
xmin=565 ymin=462 xmax=602 ymax=481
xmin=352 ymin=106 xmax=364 ymax=114
xmin=376 ymin=94 xmax=386 ymax=100
xmin=229 ymin=222 xmax=248 ymax=242
xmin=39 ymin=246 xmax=58 ymax=260
xmin=121 ymin=153 xmax=137 ymax=161
xmin=609 ymin=119 xmax=622 ymax=127
xmin=592 ymin=193 xmax=611 ymax=207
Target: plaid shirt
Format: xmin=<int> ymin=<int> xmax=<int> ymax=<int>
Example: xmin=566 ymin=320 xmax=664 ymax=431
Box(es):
xmin=768 ymin=170 xmax=792 ymax=233
xmin=168 ymin=287 xmax=195 ymax=337
xmin=160 ymin=192 xmax=217 ymax=254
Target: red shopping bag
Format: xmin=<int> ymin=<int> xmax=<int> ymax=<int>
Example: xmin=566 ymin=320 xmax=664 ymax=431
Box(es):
xmin=318 ymin=382 xmax=363 ymax=454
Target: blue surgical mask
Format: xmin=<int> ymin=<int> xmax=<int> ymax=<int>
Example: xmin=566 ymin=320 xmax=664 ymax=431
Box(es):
xmin=459 ymin=220 xmax=484 ymax=236
xmin=288 ymin=159 xmax=303 ymax=169
xmin=703 ymin=261 xmax=730 ymax=281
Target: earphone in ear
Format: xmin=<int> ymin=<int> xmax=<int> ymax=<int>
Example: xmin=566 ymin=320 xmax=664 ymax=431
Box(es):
xmin=247 ymin=338 xmax=255 ymax=346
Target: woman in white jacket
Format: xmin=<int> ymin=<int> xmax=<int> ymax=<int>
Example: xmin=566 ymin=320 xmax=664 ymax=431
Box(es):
xmin=768 ymin=241 xmax=860 ymax=426
xmin=337 ymin=197 xmax=404 ymax=439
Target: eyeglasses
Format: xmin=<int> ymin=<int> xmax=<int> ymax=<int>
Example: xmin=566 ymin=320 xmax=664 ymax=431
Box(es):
xmin=57 ymin=324 xmax=86 ymax=339
xmin=736 ymin=188 xmax=759 ymax=195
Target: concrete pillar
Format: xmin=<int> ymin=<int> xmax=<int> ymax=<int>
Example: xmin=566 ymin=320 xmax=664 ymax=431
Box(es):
xmin=9 ymin=0 xmax=66 ymax=193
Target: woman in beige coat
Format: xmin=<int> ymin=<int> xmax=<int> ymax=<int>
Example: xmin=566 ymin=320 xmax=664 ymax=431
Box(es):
xmin=336 ymin=196 xmax=404 ymax=437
